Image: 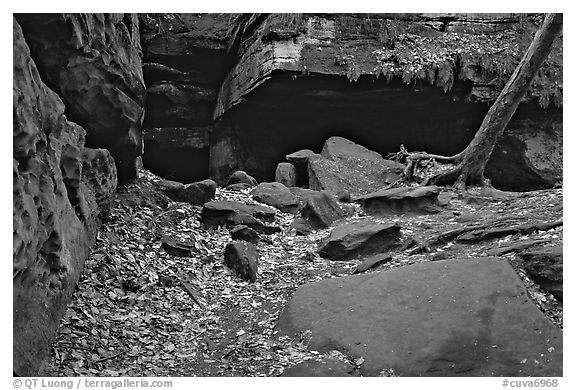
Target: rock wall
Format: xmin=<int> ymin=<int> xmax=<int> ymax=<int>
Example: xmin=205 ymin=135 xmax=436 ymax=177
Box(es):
xmin=13 ymin=18 xmax=117 ymax=376
xmin=209 ymin=14 xmax=562 ymax=189
xmin=15 ymin=13 xmax=146 ymax=180
xmin=139 ymin=14 xmax=233 ymax=182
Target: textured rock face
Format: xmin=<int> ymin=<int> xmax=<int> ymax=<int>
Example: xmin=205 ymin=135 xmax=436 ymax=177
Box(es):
xmin=15 ymin=13 xmax=146 ymax=180
xmin=277 ymin=258 xmax=563 ymax=376
xmin=13 ymin=19 xmax=117 ymax=375
xmin=139 ymin=14 xmax=232 ymax=182
xmin=209 ymin=14 xmax=562 ymax=190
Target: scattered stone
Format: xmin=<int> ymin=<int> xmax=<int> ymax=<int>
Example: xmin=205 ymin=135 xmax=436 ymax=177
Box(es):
xmin=519 ymin=246 xmax=563 ymax=301
xmin=181 ymin=179 xmax=217 ymax=205
xmin=230 ymin=225 xmax=260 ymax=244
xmin=289 ymin=218 xmax=315 ymax=236
xmin=301 ymin=191 xmax=345 ymax=229
xmin=250 ymin=182 xmax=299 ymax=213
xmin=160 ymin=179 xmax=217 ymax=205
xmin=318 ymin=220 xmax=401 ymax=261
xmin=358 ymin=186 xmax=442 ymax=215
xmin=224 ymin=241 xmax=259 ymax=282
xmin=275 ymin=162 xmax=297 ymax=187
xmin=281 ymin=358 xmax=359 ymax=377
xmin=227 ymin=170 xmax=258 ymax=187
xmin=201 ymin=200 xmax=279 ymax=234
xmin=353 ymin=254 xmax=393 ymax=274
xmin=277 ymin=258 xmax=563 ymax=376
xmin=308 ymin=137 xmax=405 ymax=196
xmin=161 ymin=235 xmax=195 ymax=257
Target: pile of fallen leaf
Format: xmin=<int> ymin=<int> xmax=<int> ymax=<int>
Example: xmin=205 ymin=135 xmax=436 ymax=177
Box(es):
xmin=42 ymin=169 xmax=562 ymax=376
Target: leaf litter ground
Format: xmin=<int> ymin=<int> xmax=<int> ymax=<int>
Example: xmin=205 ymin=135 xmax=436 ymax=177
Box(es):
xmin=42 ymin=169 xmax=563 ymax=376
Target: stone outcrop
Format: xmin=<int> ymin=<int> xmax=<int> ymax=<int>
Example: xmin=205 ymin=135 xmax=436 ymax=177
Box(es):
xmin=519 ymin=246 xmax=563 ymax=301
xmin=208 ymin=14 xmax=562 ymax=190
xmin=277 ymin=258 xmax=563 ymax=376
xmin=139 ymin=14 xmax=232 ymax=182
xmin=13 ymin=19 xmax=117 ymax=376
xmin=201 ymin=200 xmax=280 ymax=234
xmin=15 ymin=13 xmax=146 ymax=180
xmin=250 ymin=182 xmax=299 ymax=213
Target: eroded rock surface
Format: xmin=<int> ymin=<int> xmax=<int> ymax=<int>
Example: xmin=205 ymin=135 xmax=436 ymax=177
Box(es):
xmin=277 ymin=258 xmax=563 ymax=376
xmin=15 ymin=13 xmax=146 ymax=179
xmin=13 ymin=19 xmax=117 ymax=376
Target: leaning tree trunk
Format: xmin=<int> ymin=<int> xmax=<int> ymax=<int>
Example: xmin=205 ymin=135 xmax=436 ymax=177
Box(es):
xmin=428 ymin=13 xmax=563 ymax=190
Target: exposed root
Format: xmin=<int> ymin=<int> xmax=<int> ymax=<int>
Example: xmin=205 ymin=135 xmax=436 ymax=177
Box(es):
xmin=390 ymin=145 xmax=463 ymax=183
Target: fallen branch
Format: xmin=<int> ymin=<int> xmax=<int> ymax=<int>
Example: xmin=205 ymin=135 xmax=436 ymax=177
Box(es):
xmin=179 ymin=279 xmax=205 ymax=309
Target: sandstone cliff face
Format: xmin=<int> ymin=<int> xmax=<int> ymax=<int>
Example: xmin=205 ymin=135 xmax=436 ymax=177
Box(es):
xmin=15 ymin=13 xmax=146 ymax=180
xmin=13 ymin=19 xmax=117 ymax=376
xmin=139 ymin=14 xmax=232 ymax=182
xmin=208 ymin=14 xmax=562 ymax=189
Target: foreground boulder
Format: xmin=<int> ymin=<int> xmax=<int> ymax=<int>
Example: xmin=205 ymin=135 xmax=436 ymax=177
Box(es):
xmin=301 ymin=191 xmax=345 ymax=229
xmin=13 ymin=19 xmax=117 ymax=376
xmin=250 ymin=182 xmax=299 ymax=213
xmin=277 ymin=258 xmax=562 ymax=376
xmin=224 ymin=241 xmax=259 ymax=282
xmin=16 ymin=14 xmax=146 ymax=179
xmin=308 ymin=137 xmax=405 ymax=196
xmin=519 ymin=246 xmax=563 ymax=301
xmin=358 ymin=186 xmax=443 ymax=215
xmin=318 ymin=220 xmax=401 ymax=261
xmin=201 ymin=200 xmax=279 ymax=234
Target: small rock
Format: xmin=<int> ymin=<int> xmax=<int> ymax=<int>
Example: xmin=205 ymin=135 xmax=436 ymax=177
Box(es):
xmin=354 ymin=254 xmax=393 ymax=274
xmin=227 ymin=170 xmax=258 ymax=187
xmin=224 ymin=241 xmax=259 ymax=282
xmin=230 ymin=225 xmax=260 ymax=243
xmin=250 ymin=182 xmax=299 ymax=213
xmin=159 ymin=178 xmax=217 ymax=205
xmin=289 ymin=217 xmax=315 ymax=236
xmin=161 ymin=235 xmax=195 ymax=257
xmin=275 ymin=162 xmax=297 ymax=187
xmin=336 ymin=190 xmax=352 ymax=203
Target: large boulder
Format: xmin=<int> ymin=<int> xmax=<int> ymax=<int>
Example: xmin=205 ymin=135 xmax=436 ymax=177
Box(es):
xmin=357 ymin=185 xmax=443 ymax=215
xmin=308 ymin=137 xmax=405 ymax=196
xmin=318 ymin=219 xmax=402 ymax=261
xmin=277 ymin=258 xmax=563 ymax=376
xmin=519 ymin=246 xmax=563 ymax=301
xmin=250 ymin=182 xmax=299 ymax=213
xmin=15 ymin=14 xmax=146 ymax=180
xmin=13 ymin=19 xmax=117 ymax=376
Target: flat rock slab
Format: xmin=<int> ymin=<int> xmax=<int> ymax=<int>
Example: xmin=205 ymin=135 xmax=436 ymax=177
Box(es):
xmin=201 ymin=200 xmax=278 ymax=234
xmin=318 ymin=219 xmax=401 ymax=261
xmin=277 ymin=258 xmax=562 ymax=376
xmin=358 ymin=186 xmax=443 ymax=215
